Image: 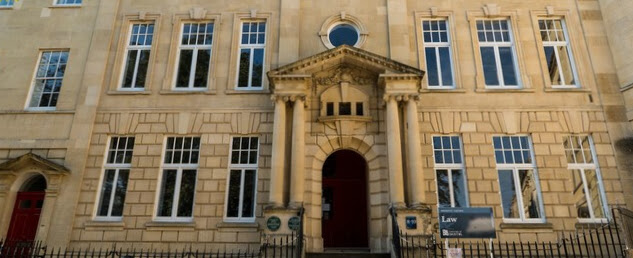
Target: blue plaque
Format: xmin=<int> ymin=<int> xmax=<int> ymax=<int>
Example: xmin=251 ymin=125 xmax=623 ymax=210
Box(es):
xmin=438 ymin=207 xmax=496 ymax=239
xmin=405 ymin=216 xmax=417 ymax=229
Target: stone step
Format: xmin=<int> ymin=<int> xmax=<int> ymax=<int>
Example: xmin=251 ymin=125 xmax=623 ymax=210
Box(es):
xmin=306 ymin=251 xmax=391 ymax=258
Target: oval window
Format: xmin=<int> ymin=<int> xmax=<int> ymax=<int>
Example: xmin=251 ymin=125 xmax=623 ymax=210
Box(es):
xmin=328 ymin=24 xmax=359 ymax=47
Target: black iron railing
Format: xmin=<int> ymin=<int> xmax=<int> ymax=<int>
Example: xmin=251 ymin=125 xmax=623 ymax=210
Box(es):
xmin=260 ymin=207 xmax=305 ymax=258
xmin=390 ymin=206 xmax=403 ymax=258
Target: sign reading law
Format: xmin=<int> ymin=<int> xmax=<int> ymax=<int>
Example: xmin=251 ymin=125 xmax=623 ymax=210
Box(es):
xmin=438 ymin=207 xmax=496 ymax=239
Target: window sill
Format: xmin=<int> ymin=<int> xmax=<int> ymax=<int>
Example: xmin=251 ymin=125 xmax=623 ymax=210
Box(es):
xmin=49 ymin=5 xmax=82 ymax=9
xmin=84 ymin=220 xmax=125 ymax=231
xmin=8 ymin=109 xmax=74 ymax=114
xmin=145 ymin=221 xmax=196 ymax=231
xmin=475 ymin=88 xmax=534 ymax=93
xmin=160 ymin=89 xmax=216 ymax=95
xmin=420 ymin=88 xmax=467 ymax=93
xmin=107 ymin=90 xmax=152 ymax=95
xmin=500 ymin=222 xmax=553 ymax=231
xmin=318 ymin=115 xmax=372 ymax=123
xmin=544 ymin=88 xmax=591 ymax=93
xmin=0 ymin=6 xmax=14 ymax=10
xmin=225 ymin=89 xmax=270 ymax=95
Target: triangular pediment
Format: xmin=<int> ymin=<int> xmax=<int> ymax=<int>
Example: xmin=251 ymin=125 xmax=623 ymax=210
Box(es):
xmin=0 ymin=153 xmax=70 ymax=174
xmin=268 ymin=45 xmax=425 ymax=77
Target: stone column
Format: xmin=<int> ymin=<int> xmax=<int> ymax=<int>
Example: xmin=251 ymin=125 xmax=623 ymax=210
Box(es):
xmin=405 ymin=96 xmax=425 ymax=207
xmin=385 ymin=95 xmax=406 ymax=207
xmin=269 ymin=96 xmax=287 ymax=208
xmin=289 ymin=96 xmax=306 ymax=208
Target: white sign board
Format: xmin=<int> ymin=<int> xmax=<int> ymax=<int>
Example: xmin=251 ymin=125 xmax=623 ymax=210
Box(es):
xmin=447 ymin=248 xmax=463 ymax=258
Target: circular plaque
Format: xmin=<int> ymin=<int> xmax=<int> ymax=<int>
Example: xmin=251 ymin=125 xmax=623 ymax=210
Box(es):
xmin=288 ymin=216 xmax=301 ymax=231
xmin=267 ymin=216 xmax=281 ymax=231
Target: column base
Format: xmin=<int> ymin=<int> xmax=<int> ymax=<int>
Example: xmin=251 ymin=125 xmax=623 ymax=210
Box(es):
xmin=391 ymin=202 xmax=407 ymax=209
xmin=288 ymin=202 xmax=304 ymax=209
xmin=393 ymin=206 xmax=434 ymax=236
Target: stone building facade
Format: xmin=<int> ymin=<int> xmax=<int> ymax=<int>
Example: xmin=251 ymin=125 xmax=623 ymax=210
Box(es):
xmin=0 ymin=0 xmax=632 ymax=254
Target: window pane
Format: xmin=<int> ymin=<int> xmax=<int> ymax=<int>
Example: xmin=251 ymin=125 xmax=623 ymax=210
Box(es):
xmin=452 ymin=169 xmax=468 ymax=208
xmin=237 ymin=49 xmax=251 ymax=87
xmin=326 ymin=102 xmax=334 ymax=116
xmin=572 ymin=169 xmax=591 ymax=218
xmin=226 ymin=170 xmax=242 ymax=218
xmin=439 ymin=47 xmax=453 ymax=86
xmin=175 ymin=50 xmax=193 ymax=88
xmin=111 ymin=170 xmax=129 ymax=217
xmin=241 ymin=170 xmax=257 ymax=218
xmin=194 ymin=49 xmax=211 ymax=87
xmin=97 ymin=169 xmax=116 ymax=216
xmin=135 ymin=50 xmax=150 ymax=88
xmin=543 ymin=46 xmax=562 ymax=86
xmin=481 ymin=47 xmax=499 ymax=85
xmin=356 ymin=102 xmax=364 ymax=116
xmin=584 ymin=169 xmax=606 ymax=218
xmin=436 ymin=170 xmax=451 ymax=207
xmin=499 ymin=47 xmax=518 ymax=86
xmin=177 ymin=170 xmax=197 ymax=217
xmin=557 ymin=46 xmax=576 ymax=86
xmin=339 ymin=102 xmax=351 ymax=115
xmin=425 ymin=48 xmax=439 ymax=86
xmin=158 ymin=170 xmax=177 ymax=217
xmin=251 ymin=48 xmax=264 ymax=87
xmin=498 ymin=170 xmax=519 ymax=218
xmin=519 ymin=169 xmax=542 ymax=219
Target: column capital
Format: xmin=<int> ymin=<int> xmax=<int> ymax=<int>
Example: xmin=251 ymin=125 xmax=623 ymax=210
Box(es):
xmin=383 ymin=93 xmax=420 ymax=103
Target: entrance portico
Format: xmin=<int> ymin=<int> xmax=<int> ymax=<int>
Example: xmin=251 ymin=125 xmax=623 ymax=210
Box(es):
xmin=264 ymin=45 xmax=432 ymax=252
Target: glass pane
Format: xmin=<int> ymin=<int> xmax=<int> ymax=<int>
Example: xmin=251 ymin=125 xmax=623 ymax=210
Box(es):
xmin=251 ymin=48 xmax=264 ymax=87
xmin=19 ymin=200 xmax=32 ymax=209
xmin=582 ymin=137 xmax=593 ymax=163
xmin=194 ymin=49 xmax=211 ymax=87
xmin=326 ymin=102 xmax=334 ymax=116
xmin=425 ymin=48 xmax=439 ymax=86
xmin=121 ymin=50 xmax=138 ymax=88
xmin=452 ymin=169 xmax=468 ymax=207
xmin=231 ymin=151 xmax=240 ymax=164
xmin=177 ymin=170 xmax=197 ymax=217
xmin=518 ymin=169 xmax=542 ymax=219
xmin=481 ymin=47 xmax=499 ymax=85
xmin=97 ymin=169 xmax=116 ymax=216
xmin=434 ymin=151 xmax=443 ymax=164
xmin=584 ymin=169 xmax=606 ymax=218
xmin=237 ymin=49 xmax=251 ymax=87
xmin=499 ymin=47 xmax=518 ymax=86
xmin=111 ymin=170 xmax=129 ymax=217
xmin=433 ymin=136 xmax=442 ymax=150
xmin=557 ymin=46 xmax=576 ymax=86
xmin=241 ymin=170 xmax=257 ymax=218
xmin=226 ymin=170 xmax=242 ymax=218
xmin=329 ymin=24 xmax=359 ymax=47
xmin=157 ymin=170 xmax=177 ymax=217
xmin=572 ymin=169 xmax=590 ymax=218
xmin=356 ymin=102 xmax=364 ymax=116
xmin=498 ymin=170 xmax=520 ymax=218
xmin=493 ymin=137 xmax=502 ymax=149
xmin=436 ymin=170 xmax=451 ymax=207
xmin=175 ymin=50 xmax=193 ymax=88
xmin=135 ymin=50 xmax=150 ymax=88
xmin=339 ymin=102 xmax=351 ymax=115
xmin=439 ymin=47 xmax=453 ymax=86
xmin=543 ymin=46 xmax=562 ymax=85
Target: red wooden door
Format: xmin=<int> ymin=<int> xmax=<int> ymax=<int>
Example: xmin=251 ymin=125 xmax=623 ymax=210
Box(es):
xmin=6 ymin=192 xmax=45 ymax=242
xmin=322 ymin=150 xmax=368 ymax=248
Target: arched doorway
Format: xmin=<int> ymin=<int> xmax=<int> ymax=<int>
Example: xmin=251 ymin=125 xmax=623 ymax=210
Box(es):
xmin=6 ymin=175 xmax=47 ymax=242
xmin=321 ymin=150 xmax=368 ymax=248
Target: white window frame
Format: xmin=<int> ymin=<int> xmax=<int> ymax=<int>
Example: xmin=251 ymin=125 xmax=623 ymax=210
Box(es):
xmin=493 ymin=135 xmax=546 ymax=223
xmin=224 ymin=136 xmax=260 ymax=223
xmin=25 ymin=50 xmax=70 ymax=111
xmin=118 ymin=23 xmax=154 ymax=91
xmin=54 ymin=0 xmax=81 ymax=6
xmin=564 ymin=135 xmax=609 ymax=223
xmin=173 ymin=22 xmax=214 ymax=90
xmin=235 ymin=21 xmax=267 ymax=90
xmin=422 ymin=19 xmax=455 ymax=89
xmin=432 ymin=135 xmax=469 ymax=208
xmin=476 ymin=19 xmax=522 ymax=89
xmin=93 ymin=136 xmax=134 ymax=221
xmin=0 ymin=0 xmax=14 ymax=8
xmin=538 ymin=18 xmax=579 ymax=88
xmin=154 ymin=136 xmax=200 ymax=222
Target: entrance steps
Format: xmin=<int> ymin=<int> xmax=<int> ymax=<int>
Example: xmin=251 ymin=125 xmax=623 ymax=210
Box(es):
xmin=306 ymin=250 xmax=390 ymax=258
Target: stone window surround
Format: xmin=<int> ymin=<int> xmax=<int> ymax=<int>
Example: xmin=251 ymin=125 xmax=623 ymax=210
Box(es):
xmin=319 ymin=12 xmax=368 ymax=50
xmin=161 ymin=12 xmax=221 ymax=95
xmin=466 ymin=9 xmax=532 ymax=92
xmin=414 ymin=10 xmax=463 ymax=91
xmin=107 ymin=13 xmax=161 ymax=94
xmin=529 ymin=9 xmax=595 ymax=93
xmin=225 ymin=11 xmax=275 ymax=95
